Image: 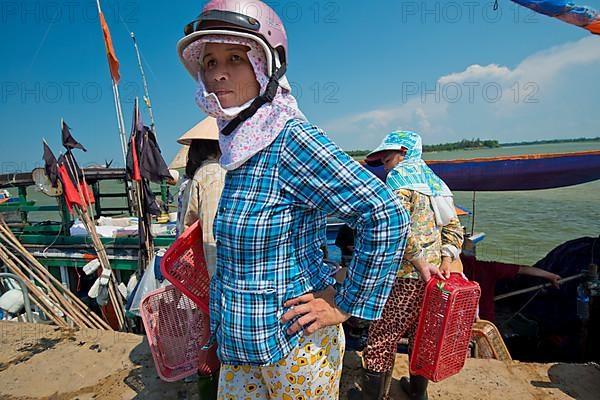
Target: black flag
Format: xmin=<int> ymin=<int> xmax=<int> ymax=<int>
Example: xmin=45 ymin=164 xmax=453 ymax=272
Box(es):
xmin=42 ymin=142 xmax=58 ymax=187
xmin=62 ymin=120 xmax=87 ymax=152
xmin=126 ymin=99 xmax=171 ymax=184
xmin=139 ymin=126 xmax=172 ymax=183
xmin=58 ymin=151 xmax=84 ymax=183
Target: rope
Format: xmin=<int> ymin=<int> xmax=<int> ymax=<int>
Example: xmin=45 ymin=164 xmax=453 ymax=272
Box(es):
xmin=499 ymin=288 xmax=542 ymax=328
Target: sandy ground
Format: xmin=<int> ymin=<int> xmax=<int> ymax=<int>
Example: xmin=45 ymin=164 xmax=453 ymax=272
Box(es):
xmin=0 ymin=322 xmax=599 ymax=400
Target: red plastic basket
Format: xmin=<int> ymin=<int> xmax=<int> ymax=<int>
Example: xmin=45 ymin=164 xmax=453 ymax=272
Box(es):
xmin=140 ymin=285 xmax=219 ymax=382
xmin=410 ymin=273 xmax=480 ymax=382
xmin=160 ymin=221 xmax=211 ymax=314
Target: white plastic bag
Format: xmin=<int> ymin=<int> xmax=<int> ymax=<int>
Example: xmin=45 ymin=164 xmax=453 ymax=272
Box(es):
xmin=127 ymin=255 xmax=159 ymax=317
xmin=0 ymin=289 xmax=24 ymax=314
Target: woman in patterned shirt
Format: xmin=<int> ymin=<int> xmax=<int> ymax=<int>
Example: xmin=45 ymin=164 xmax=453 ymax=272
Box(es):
xmin=176 ymin=1 xmax=410 ymax=399
xmin=352 ymin=131 xmax=464 ymax=400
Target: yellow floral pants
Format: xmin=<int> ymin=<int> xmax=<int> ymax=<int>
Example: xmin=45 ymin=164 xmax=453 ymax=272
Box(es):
xmin=217 ymin=324 xmax=345 ymax=399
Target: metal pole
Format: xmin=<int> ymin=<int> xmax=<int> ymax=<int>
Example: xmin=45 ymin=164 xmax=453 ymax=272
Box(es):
xmin=470 ymin=191 xmax=476 ymax=236
xmin=96 ymin=0 xmax=127 ymax=166
xmin=494 ymin=273 xmax=586 ymax=301
xmin=111 ymin=82 xmax=128 ymax=166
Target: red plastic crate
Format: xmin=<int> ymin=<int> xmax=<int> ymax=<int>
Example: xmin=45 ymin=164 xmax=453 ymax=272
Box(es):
xmin=140 ymin=285 xmax=219 ymax=382
xmin=160 ymin=221 xmax=211 ymax=314
xmin=410 ymin=273 xmax=480 ymax=382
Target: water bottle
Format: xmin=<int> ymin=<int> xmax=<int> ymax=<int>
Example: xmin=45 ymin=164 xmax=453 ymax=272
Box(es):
xmin=576 ymin=284 xmax=590 ymax=320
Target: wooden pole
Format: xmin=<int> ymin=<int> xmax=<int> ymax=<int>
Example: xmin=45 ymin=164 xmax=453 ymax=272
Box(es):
xmin=0 ymin=219 xmax=111 ymax=330
xmin=50 ymin=153 xmax=125 ymax=330
xmin=131 ymin=32 xmax=157 ymax=133
xmin=0 ymin=233 xmax=106 ymax=329
xmin=0 ymin=247 xmax=69 ymax=328
xmin=494 ymin=273 xmax=586 ymax=301
xmin=96 ymin=0 xmax=127 ymax=165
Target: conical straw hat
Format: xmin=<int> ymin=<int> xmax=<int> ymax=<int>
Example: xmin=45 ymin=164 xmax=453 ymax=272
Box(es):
xmin=169 ymin=145 xmax=189 ymax=170
xmin=177 ymin=117 xmax=219 ymax=145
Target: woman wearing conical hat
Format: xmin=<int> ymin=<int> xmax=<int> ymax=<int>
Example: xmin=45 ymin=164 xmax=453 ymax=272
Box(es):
xmin=176 ymin=117 xmax=225 ymax=278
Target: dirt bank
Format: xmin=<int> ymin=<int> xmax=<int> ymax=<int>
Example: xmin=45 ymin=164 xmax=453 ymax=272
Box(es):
xmin=0 ymin=322 xmax=598 ymax=399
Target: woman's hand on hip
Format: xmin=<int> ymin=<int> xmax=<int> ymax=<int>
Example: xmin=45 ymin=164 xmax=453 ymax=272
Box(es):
xmin=281 ymin=286 xmax=350 ymax=336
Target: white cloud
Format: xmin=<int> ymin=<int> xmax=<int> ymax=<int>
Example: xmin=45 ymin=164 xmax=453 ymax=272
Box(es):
xmin=325 ymin=36 xmax=600 ymax=150
xmin=438 ymin=64 xmax=511 ymax=85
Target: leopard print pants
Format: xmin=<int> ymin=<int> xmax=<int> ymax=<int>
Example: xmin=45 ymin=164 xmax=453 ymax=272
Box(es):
xmin=363 ymin=277 xmax=426 ymax=372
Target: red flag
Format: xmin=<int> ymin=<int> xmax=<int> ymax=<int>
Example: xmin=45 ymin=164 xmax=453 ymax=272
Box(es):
xmin=56 ymin=167 xmax=95 ymax=212
xmin=130 ymin=135 xmax=142 ymax=182
xmin=99 ymin=11 xmax=120 ymax=84
xmin=57 ymin=164 xmax=83 ymax=213
xmin=83 ymin=183 xmax=96 ymax=205
xmin=128 ymin=99 xmax=142 ymax=181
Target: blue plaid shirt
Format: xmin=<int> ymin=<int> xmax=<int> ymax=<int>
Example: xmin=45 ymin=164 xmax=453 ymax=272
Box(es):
xmin=211 ymin=119 xmax=409 ymax=365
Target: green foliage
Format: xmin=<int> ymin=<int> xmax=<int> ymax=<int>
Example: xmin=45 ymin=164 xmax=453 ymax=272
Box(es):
xmin=346 ymin=138 xmax=500 ymax=156
xmin=501 ymin=137 xmax=600 ymax=146
xmin=424 ymin=139 xmax=500 ymax=152
xmin=345 ymin=137 xmax=600 ymax=156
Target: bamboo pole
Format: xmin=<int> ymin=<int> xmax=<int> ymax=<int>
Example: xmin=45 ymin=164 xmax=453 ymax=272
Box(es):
xmin=0 ymin=247 xmax=68 ymax=327
xmin=73 ymin=206 xmax=125 ymax=330
xmin=95 ymin=0 xmax=137 ymax=217
xmin=0 ymin=237 xmax=106 ymax=329
xmin=0 ymin=220 xmax=111 ymax=330
xmin=96 ymin=0 xmax=127 ymax=165
xmin=0 ymin=241 xmax=88 ymax=328
xmin=129 ymin=98 xmax=153 ymax=275
xmin=1 ymin=203 xmax=113 ymax=329
xmin=61 ymin=154 xmax=126 ymax=330
xmin=494 ymin=273 xmax=586 ymax=301
xmin=135 ymin=179 xmax=153 ymax=271
xmin=131 ymin=32 xmax=156 ymax=133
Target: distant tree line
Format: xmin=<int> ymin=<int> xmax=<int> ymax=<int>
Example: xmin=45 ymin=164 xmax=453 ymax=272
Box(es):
xmin=346 ymin=138 xmax=500 ymax=157
xmin=424 ymin=138 xmax=500 ymax=152
xmin=501 ymin=137 xmax=600 ymax=146
xmin=346 ymin=136 xmax=600 ymax=157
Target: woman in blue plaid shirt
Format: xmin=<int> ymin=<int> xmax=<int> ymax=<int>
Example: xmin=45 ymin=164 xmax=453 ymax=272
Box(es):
xmin=177 ymin=1 xmax=410 ymax=398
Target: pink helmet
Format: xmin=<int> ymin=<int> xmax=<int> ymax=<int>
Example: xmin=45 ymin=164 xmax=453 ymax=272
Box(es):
xmin=177 ymin=0 xmax=288 ymax=82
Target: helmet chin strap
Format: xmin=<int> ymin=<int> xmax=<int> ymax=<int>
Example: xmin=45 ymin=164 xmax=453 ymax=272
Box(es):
xmin=220 ymin=62 xmax=287 ymax=136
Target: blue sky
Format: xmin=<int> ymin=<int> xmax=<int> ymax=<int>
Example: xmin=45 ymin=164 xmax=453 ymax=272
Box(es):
xmin=1 ymin=0 xmax=599 ymax=171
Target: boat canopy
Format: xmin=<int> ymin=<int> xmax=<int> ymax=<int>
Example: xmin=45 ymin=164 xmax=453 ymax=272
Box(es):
xmin=362 ymin=150 xmax=600 ymax=191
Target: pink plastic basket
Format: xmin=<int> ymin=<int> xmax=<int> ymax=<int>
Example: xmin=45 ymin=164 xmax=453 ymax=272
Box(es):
xmin=410 ymin=273 xmax=480 ymax=382
xmin=140 ymin=285 xmax=219 ymax=382
xmin=160 ymin=221 xmax=211 ymax=314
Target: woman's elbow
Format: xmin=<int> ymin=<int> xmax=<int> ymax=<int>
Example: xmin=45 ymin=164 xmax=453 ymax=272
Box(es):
xmin=386 ymin=197 xmax=411 ymax=239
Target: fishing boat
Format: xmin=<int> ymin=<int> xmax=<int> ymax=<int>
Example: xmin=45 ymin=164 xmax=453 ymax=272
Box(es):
xmin=0 ymin=168 xmax=175 ymax=275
